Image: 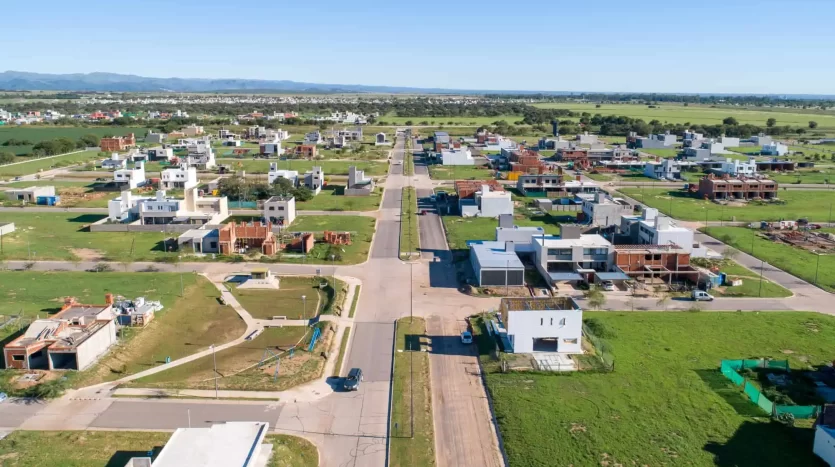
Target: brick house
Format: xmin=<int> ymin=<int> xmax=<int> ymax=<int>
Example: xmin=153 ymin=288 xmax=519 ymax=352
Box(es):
xmin=100 ymin=133 xmax=136 ymax=152
xmin=218 ymin=222 xmax=278 ymax=255
xmin=697 ymin=174 xmax=778 ymax=200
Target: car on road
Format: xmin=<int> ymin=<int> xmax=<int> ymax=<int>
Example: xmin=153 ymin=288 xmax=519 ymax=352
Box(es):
xmin=601 ymin=281 xmax=615 ymax=291
xmin=692 ymin=290 xmax=714 ymax=301
xmin=343 ymin=368 xmax=363 ymax=391
xmin=0 ymin=392 xmax=7 ymax=403
xmin=13 ymin=176 xmax=23 ymax=181
xmin=460 ymin=331 xmax=473 ymax=344
xmin=429 ymin=195 xmax=437 ymax=202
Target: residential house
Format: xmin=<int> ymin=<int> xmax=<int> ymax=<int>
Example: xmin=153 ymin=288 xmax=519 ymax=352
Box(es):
xmin=684 ymin=139 xmax=726 ymax=159
xmin=538 ymin=137 xmax=571 ymax=150
xmin=3 ymin=295 xmax=117 ymax=371
xmin=619 ymin=208 xmax=708 ymax=257
xmin=644 ymin=159 xmax=682 ymax=180
xmin=137 ymin=422 xmax=272 ymax=467
xmin=114 ymin=162 xmax=146 ymax=189
xmin=468 ymin=218 xmax=544 ymax=286
xmin=761 ymin=142 xmax=789 ymax=156
xmin=576 ymin=132 xmax=599 ymax=145
xmin=263 ymin=196 xmax=296 ymax=226
xmin=498 ymin=297 xmax=583 ymax=354
xmin=218 ymin=128 xmax=238 ymax=140
xmin=303 ymin=166 xmax=324 ymax=195
xmin=177 ymin=228 xmax=220 ymax=254
xmin=294 ymin=144 xmax=317 ymax=158
xmin=346 ymin=166 xmax=374 ymax=195
xmin=750 ymin=133 xmax=773 ymax=146
xmin=814 ymin=405 xmax=835 ymax=465
xmin=697 ymin=174 xmax=778 ymax=201
xmin=108 ymin=188 xmax=229 ymax=225
xmin=161 ymin=165 xmax=198 ymax=190
xmin=683 ymin=130 xmax=705 ymax=147
xmin=720 ymin=136 xmax=740 ymax=147
xmin=245 ymin=126 xmax=267 ymax=139
xmin=632 ymin=132 xmax=677 ymax=149
xmin=146 ymin=147 xmax=174 ymax=161
xmin=100 ymin=133 xmax=136 ymax=152
xmin=580 ymin=193 xmax=632 ymax=227
xmin=375 ymin=132 xmax=392 ymax=146
xmin=441 ymin=147 xmax=475 ymax=165
xmin=144 ymin=131 xmax=167 ymax=144
xmin=719 ymin=157 xmax=757 ymax=176
xmin=101 ymin=153 xmax=128 ymax=170
xmin=6 ymin=186 xmax=57 ymax=204
xmin=267 ymin=129 xmax=290 ymax=141
xmin=303 ymin=130 xmax=323 ymax=145
xmin=218 ymin=222 xmax=278 ymax=255
xmin=612 ymin=243 xmax=699 ymax=284
xmin=434 ymin=131 xmax=451 ymax=145
xmin=112 ymin=296 xmax=162 ymax=327
xmin=459 ymin=184 xmax=513 ymax=218
xmin=267 ymin=163 xmax=299 ymax=185
xmin=184 ymin=138 xmax=216 ymax=169
xmin=532 ymin=228 xmax=616 ymax=285
xmin=260 ymin=140 xmax=283 ymax=157
xmin=516 ymin=174 xmax=598 ymax=197
xmin=181 ymin=124 xmax=204 ymax=137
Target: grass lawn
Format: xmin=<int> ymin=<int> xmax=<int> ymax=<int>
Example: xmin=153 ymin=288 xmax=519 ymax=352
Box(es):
xmin=0 ymin=150 xmax=103 ymax=177
xmin=703 ymin=226 xmax=835 ymax=293
xmin=428 ymin=164 xmax=495 ymax=181
xmin=0 ymin=212 xmax=175 ymax=262
xmin=295 ymin=185 xmax=382 ymax=211
xmin=286 ymin=215 xmax=375 ymax=264
xmin=441 ymin=214 xmax=563 ymax=252
xmin=767 ymin=169 xmax=835 ymax=184
xmin=216 ymin=159 xmax=389 ymax=176
xmin=728 ymin=146 xmax=762 ymax=155
xmin=227 ymin=276 xmax=329 ymax=320
xmin=709 ymin=260 xmax=792 ymax=298
xmin=390 ymin=317 xmax=435 ymax=467
xmin=619 ymin=187 xmax=835 ymax=222
xmin=381 ymin=113 xmax=522 ymax=126
xmin=131 ymin=324 xmax=326 ymax=392
xmin=639 ymin=147 xmax=679 ymax=158
xmin=0 ymin=431 xmax=317 ymax=467
xmin=349 ymin=285 xmax=360 ymax=318
xmin=0 ymin=126 xmax=150 ymax=155
xmin=484 ymin=311 xmax=834 ymax=467
xmin=400 ymin=187 xmax=419 ymax=259
xmin=332 ymin=326 xmax=351 ymax=377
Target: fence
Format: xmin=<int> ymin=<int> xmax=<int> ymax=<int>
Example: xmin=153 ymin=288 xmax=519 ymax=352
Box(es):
xmin=718 ymin=359 xmax=820 ymax=419
xmin=228 ymin=201 xmax=258 ymax=209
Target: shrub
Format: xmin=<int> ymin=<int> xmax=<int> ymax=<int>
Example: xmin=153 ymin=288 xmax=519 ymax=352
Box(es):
xmin=584 ymin=318 xmax=616 ymax=338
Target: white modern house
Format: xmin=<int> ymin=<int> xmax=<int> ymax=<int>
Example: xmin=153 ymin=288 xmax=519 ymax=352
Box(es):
xmin=101 ymin=153 xmax=127 ymax=170
xmin=720 ymin=157 xmax=757 ymax=177
xmin=468 ymin=218 xmax=544 ymax=286
xmin=720 ymin=136 xmax=741 ymax=147
xmin=761 ymin=142 xmax=789 ymax=156
xmin=498 ymin=297 xmax=583 ymax=354
xmin=264 ymin=196 xmax=296 ymax=226
xmin=268 ymin=162 xmax=299 ymax=185
xmin=644 ymin=159 xmax=682 ymax=180
xmin=621 ymin=208 xmax=707 ymax=257
xmin=140 ymin=422 xmax=272 ymax=467
xmin=814 ymin=407 xmax=835 ymax=466
xmin=183 ymin=138 xmax=216 ymax=169
xmin=113 ymin=162 xmax=146 ymax=189
xmin=161 ymin=165 xmax=198 ymax=190
xmin=460 ymin=185 xmax=513 ymax=218
xmin=441 ymin=147 xmax=475 ymax=165
xmin=303 ymin=166 xmax=324 ymax=195
xmin=532 ymin=231 xmax=615 ymax=284
xmin=260 ymin=139 xmax=283 ymax=157
xmin=145 ymin=131 xmax=167 ymax=144
xmin=108 ymin=188 xmax=228 ymax=225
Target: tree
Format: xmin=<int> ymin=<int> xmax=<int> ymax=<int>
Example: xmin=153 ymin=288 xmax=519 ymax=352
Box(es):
xmin=766 ymin=118 xmax=777 ymax=127
xmin=271 ymin=177 xmax=295 ymax=197
xmin=78 ymin=134 xmax=101 ymax=147
xmin=723 ymin=117 xmax=739 ymax=126
xmin=293 ymin=186 xmax=314 ymax=202
xmin=809 ymin=121 xmax=819 ymax=129
xmin=0 ymin=151 xmax=15 ymax=164
xmin=584 ymin=286 xmax=606 ymax=310
xmin=656 ymin=293 xmax=671 ymax=311
xmin=723 ymin=247 xmax=740 ymax=262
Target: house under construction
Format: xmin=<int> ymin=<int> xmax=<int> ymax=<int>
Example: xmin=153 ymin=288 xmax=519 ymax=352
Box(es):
xmin=219 ymin=221 xmax=278 ymax=255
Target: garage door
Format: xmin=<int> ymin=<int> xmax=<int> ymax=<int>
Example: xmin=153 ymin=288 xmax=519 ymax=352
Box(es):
xmin=481 ymin=269 xmax=524 ymax=286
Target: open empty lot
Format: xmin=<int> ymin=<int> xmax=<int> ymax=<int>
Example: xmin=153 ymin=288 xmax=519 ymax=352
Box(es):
xmin=485 ymin=312 xmax=834 ymax=466
xmin=216 ymin=159 xmax=389 ymax=176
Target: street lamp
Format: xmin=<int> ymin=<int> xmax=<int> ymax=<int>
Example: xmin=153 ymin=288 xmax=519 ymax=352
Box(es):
xmin=330 ymin=254 xmax=336 ymax=289
xmin=301 ymin=295 xmax=307 ymax=320
xmin=758 ymin=259 xmax=765 ymax=297
xmin=814 ymin=251 xmax=823 ymax=286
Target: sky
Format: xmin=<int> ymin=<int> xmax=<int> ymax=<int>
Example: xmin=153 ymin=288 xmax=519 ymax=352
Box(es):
xmin=2 ymin=0 xmax=834 ymax=94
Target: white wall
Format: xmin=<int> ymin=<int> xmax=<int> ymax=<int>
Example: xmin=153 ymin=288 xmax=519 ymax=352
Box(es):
xmin=507 ymin=309 xmax=583 ymax=353
xmin=479 ymin=194 xmax=513 ymax=218
xmin=73 ymin=319 xmax=117 ymax=370
xmin=814 ymin=427 xmax=835 ymax=466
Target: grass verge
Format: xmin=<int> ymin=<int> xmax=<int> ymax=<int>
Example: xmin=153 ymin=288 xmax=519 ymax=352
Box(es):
xmin=399 ymin=187 xmax=419 ymax=259
xmin=349 ymin=285 xmax=361 ymax=318
xmin=332 ymin=327 xmax=351 ymax=377
xmin=485 ymin=312 xmax=832 ymax=466
xmin=390 ymin=317 xmax=436 ymax=467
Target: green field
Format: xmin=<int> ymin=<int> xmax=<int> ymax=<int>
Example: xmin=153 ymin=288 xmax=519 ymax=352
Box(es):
xmin=766 ymin=169 xmax=835 ymax=184
xmin=217 ymin=159 xmax=389 ymax=176
xmin=708 ymin=260 xmax=792 ymax=298
xmin=390 ymin=317 xmax=435 ymax=467
xmin=381 ymin=113 xmax=522 ymax=126
xmin=485 ymin=311 xmax=833 ymax=467
xmin=428 ymin=164 xmax=495 ymax=180
xmin=0 ymin=126 xmax=150 ymax=155
xmin=620 ymin=188 xmax=835 ymax=222
xmin=530 ymin=102 xmax=835 ymax=132
xmin=704 ymin=226 xmax=835 ymax=293
xmin=0 ymin=431 xmax=317 ymax=467
xmin=295 ymin=185 xmax=382 ymax=211
xmin=441 ymin=214 xmax=563 ymax=252
xmin=287 ymin=215 xmax=375 ymax=264
xmin=130 ymin=324 xmax=325 ymax=392
xmin=227 ymin=276 xmax=330 ymax=320
xmin=0 ymin=212 xmax=174 ymax=262
xmin=638 ymin=147 xmax=680 ymax=158
xmin=0 ymin=150 xmax=103 ymax=177
xmin=728 ymin=146 xmax=762 ymax=155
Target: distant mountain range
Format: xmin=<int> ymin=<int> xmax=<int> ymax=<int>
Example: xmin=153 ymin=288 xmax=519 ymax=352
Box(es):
xmin=1 ymin=71 xmax=834 ymax=98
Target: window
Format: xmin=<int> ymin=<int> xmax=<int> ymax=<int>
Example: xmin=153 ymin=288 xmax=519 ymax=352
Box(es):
xmin=559 ymin=318 xmax=566 ymax=326
xmin=540 ymin=318 xmax=544 ymax=325
xmin=550 ymin=318 xmax=553 ymax=325
xmin=563 ymin=338 xmax=578 ymax=344
xmin=210 ymin=242 xmax=217 ymax=249
xmin=548 ymin=248 xmax=571 ymax=256
xmin=268 ymin=206 xmax=275 ymax=211
xmin=645 ymin=254 xmax=652 ymax=260
xmin=278 ymin=206 xmax=285 ymax=211
xmin=584 ymin=248 xmax=608 ymax=256
xmin=12 ymin=354 xmax=24 ymax=361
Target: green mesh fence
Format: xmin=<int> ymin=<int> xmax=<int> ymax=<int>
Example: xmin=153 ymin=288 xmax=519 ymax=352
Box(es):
xmin=758 ymin=395 xmax=775 ymax=414
xmin=774 ymin=405 xmax=819 ymax=419
xmin=721 ymin=361 xmax=744 ymax=386
xmin=744 ymin=381 xmax=762 ymax=403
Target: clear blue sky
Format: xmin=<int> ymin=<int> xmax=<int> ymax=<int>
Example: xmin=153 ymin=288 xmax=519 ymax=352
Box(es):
xmin=3 ymin=0 xmax=833 ymax=94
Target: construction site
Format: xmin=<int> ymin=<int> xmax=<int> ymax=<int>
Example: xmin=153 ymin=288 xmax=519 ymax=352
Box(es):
xmin=764 ymin=229 xmax=835 ymax=252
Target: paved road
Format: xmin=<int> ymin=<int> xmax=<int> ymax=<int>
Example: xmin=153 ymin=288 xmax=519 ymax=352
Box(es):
xmin=416 ymin=188 xmax=448 ymax=262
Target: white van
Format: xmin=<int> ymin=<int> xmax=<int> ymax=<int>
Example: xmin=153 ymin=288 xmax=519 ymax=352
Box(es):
xmin=692 ymin=290 xmax=714 ymax=301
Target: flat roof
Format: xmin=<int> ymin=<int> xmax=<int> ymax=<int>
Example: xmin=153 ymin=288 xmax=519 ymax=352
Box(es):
xmin=153 ymin=422 xmax=269 ymax=467
xmin=500 ymin=296 xmax=581 ymax=312
xmin=547 ymin=272 xmax=584 ymax=281
xmin=469 ymin=241 xmax=524 ymax=269
xmin=178 ymin=229 xmax=217 ymax=240
xmin=595 ymin=271 xmax=631 ymax=281
xmin=58 ymin=304 xmax=110 ymax=321
xmin=534 ymin=234 xmax=611 ymax=248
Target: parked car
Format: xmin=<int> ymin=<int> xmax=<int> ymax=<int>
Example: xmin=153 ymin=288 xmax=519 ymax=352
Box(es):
xmin=343 ymin=368 xmax=363 ymax=391
xmin=13 ymin=176 xmax=22 ymax=181
xmin=460 ymin=331 xmax=473 ymax=344
xmin=601 ymin=281 xmax=615 ymax=291
xmin=429 ymin=195 xmax=437 ymax=202
xmin=0 ymin=392 xmax=7 ymax=403
xmin=692 ymin=290 xmax=714 ymax=301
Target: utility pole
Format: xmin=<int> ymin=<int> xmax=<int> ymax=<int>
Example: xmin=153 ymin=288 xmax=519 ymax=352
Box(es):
xmin=330 ymin=254 xmax=336 ymax=290
xmin=187 ymin=409 xmax=191 ymax=428
xmin=302 ymin=295 xmax=307 ymax=320
xmin=759 ymin=259 xmax=765 ymax=297
xmin=212 ymin=344 xmax=218 ymax=399
xmin=409 ymin=262 xmax=414 ymax=324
